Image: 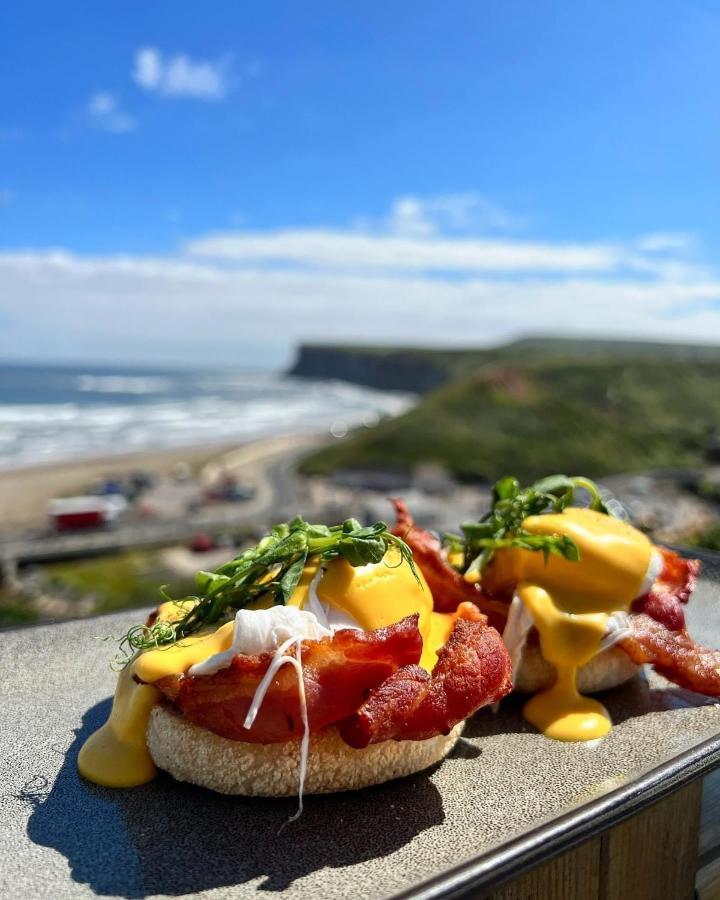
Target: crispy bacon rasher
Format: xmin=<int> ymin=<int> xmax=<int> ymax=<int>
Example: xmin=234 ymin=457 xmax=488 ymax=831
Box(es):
xmin=155 ymin=615 xmax=423 ymax=743
xmin=632 ymin=548 xmax=700 ymax=632
xmin=154 ymin=611 xmax=511 ymax=746
xmin=390 ymin=498 xmax=509 ymax=629
xmin=620 ymin=612 xmax=720 ymax=697
xmin=339 ymin=611 xmax=512 ymax=748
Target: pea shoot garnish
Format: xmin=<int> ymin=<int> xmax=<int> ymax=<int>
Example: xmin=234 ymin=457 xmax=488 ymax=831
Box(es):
xmin=444 ymin=474 xmax=610 ymax=581
xmin=116 ymin=516 xmax=418 ymax=665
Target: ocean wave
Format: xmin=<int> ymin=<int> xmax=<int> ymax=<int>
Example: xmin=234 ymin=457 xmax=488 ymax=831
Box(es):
xmin=75 ymin=374 xmax=174 ymax=394
xmin=0 ymin=375 xmax=414 ymax=470
xmin=0 ymin=403 xmax=82 ymax=424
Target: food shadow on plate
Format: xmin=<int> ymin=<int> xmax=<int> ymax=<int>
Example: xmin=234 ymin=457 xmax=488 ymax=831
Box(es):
xmin=600 ymin=670 xmax=718 ymax=726
xmin=463 ymin=694 xmax=530 ymax=739
xmin=25 ymin=697 xmax=446 ymax=898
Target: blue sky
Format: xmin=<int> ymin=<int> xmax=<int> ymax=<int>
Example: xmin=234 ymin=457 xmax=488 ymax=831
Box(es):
xmin=2 ymin=1 xmax=720 ymax=367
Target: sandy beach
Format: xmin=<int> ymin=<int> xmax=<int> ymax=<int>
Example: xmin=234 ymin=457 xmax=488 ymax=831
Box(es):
xmin=0 ymin=433 xmax=326 ymax=533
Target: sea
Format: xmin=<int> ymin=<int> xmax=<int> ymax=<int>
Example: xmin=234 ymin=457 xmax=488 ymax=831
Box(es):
xmin=0 ymin=363 xmax=414 ymax=470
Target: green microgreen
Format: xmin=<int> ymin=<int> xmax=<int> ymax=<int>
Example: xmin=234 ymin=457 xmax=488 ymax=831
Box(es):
xmin=443 ymin=474 xmax=610 ymax=579
xmin=115 ymin=515 xmax=418 ymax=664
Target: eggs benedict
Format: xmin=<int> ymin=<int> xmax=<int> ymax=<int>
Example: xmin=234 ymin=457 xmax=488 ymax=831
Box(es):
xmin=78 ymin=515 xmax=511 ymax=801
xmin=393 ymin=474 xmax=718 ymax=743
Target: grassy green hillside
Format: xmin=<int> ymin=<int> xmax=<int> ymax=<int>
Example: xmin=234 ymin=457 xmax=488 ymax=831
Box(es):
xmin=289 ymin=337 xmax=720 ymax=393
xmin=300 ymin=358 xmax=720 ymax=482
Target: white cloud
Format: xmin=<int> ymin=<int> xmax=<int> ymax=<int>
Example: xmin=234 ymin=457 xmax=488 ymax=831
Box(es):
xmin=0 ymin=188 xmax=14 ymax=206
xmin=636 ymin=232 xmax=694 ymax=253
xmin=184 ymin=195 xmax=709 ymax=281
xmin=87 ymin=92 xmax=136 ymax=134
xmin=385 ymin=192 xmax=522 ymax=237
xmin=189 ymin=196 xmax=684 ymax=278
xmin=0 ymin=197 xmax=717 ymax=366
xmin=385 ymin=196 xmax=436 ymax=237
xmin=133 ymin=47 xmax=229 ymax=100
xmin=1 ymin=240 xmax=719 ymax=367
xmin=184 ymin=228 xmax=650 ymax=276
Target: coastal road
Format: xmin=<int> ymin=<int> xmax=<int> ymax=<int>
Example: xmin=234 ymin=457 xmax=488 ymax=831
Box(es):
xmin=0 ymin=435 xmax=325 ymax=569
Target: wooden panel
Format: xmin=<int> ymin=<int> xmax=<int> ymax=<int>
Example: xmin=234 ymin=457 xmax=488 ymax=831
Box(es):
xmin=701 ymin=768 xmax=720 ymax=856
xmin=696 ymin=770 xmax=720 ymax=899
xmin=483 ymin=781 xmax=702 ymax=900
xmin=482 ymin=837 xmax=601 ymax=900
xmin=600 ymin=781 xmax=702 ymax=900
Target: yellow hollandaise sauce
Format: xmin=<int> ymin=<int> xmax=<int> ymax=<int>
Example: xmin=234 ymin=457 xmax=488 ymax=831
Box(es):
xmin=78 ymin=554 xmax=457 ymax=787
xmin=518 ymin=582 xmax=612 ymax=740
xmin=77 ymin=608 xmax=235 ymax=787
xmin=494 ymin=508 xmax=653 ymax=742
xmin=77 ymin=664 xmax=161 ymax=787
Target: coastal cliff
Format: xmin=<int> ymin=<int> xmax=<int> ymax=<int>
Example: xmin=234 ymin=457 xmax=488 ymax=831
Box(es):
xmin=287 ymin=344 xmax=459 ymax=393
xmin=288 ymin=338 xmax=720 ymax=394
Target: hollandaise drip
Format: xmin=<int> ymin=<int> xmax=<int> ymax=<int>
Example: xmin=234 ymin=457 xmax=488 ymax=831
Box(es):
xmin=492 ymin=507 xmax=654 ymax=742
xmin=77 ymin=623 xmax=236 ymax=787
xmin=77 ymin=662 xmax=161 ymax=787
xmin=518 ymin=582 xmax=611 ymax=741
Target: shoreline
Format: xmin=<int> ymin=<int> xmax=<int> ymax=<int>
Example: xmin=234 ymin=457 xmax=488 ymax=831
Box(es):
xmin=0 ymin=432 xmax=327 ymax=532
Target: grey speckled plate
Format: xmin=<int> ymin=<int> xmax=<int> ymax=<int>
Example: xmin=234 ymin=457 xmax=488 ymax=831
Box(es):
xmin=3 ymin=554 xmax=720 ymax=900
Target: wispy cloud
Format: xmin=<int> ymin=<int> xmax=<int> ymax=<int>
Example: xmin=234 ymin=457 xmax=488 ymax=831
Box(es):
xmin=0 ymin=188 xmax=15 ymax=206
xmin=133 ymin=47 xmax=230 ymax=100
xmin=383 ymin=193 xmax=523 ymax=237
xmin=87 ymin=92 xmax=136 ymax=134
xmin=186 ymin=228 xmax=620 ymax=274
xmin=183 ymin=197 xmax=709 ymax=282
xmin=1 ymin=250 xmax=719 ymax=366
xmin=0 ymin=196 xmax=718 ymax=365
xmin=635 ymin=232 xmax=694 ymax=253
xmin=184 ymin=197 xmax=617 ymax=275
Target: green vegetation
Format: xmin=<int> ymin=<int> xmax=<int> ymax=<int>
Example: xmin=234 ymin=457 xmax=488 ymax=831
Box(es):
xmin=0 ymin=590 xmax=39 ymax=628
xmin=687 ymin=527 xmax=720 ymax=552
xmin=42 ymin=550 xmax=196 ymax=616
xmin=300 ymin=358 xmax=720 ymax=483
xmin=290 ymin=337 xmax=720 ymax=393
